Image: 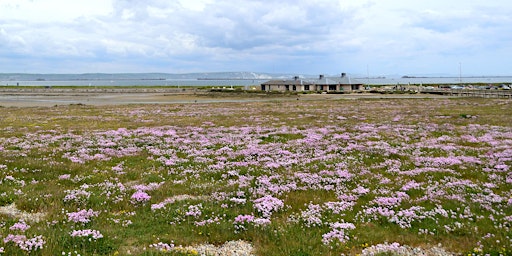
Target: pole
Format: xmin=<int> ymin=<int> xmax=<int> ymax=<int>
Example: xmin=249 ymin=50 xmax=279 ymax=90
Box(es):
xmin=459 ymin=62 xmax=462 ymax=84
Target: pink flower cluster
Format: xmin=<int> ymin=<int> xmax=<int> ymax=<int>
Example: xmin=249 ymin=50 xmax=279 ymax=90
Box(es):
xmin=233 ymin=214 xmax=255 ymax=232
xmin=70 ymin=229 xmax=103 ymax=240
xmin=151 ymin=198 xmax=175 ymax=211
xmin=130 ymin=190 xmax=151 ymax=204
xmin=63 ymin=188 xmax=91 ymax=203
xmin=322 ymin=222 xmax=356 ymax=245
xmin=58 ymin=174 xmax=71 ymax=180
xmin=131 ymin=182 xmax=164 ymax=192
xmin=9 ymin=220 xmax=30 ymax=232
xmin=149 ymin=242 xmax=174 ymax=252
xmin=253 ymin=195 xmax=284 ymax=218
xmin=3 ymin=234 xmax=45 ymax=252
xmin=67 ymin=209 xmax=100 ymax=223
xmin=233 ymin=214 xmax=255 ymax=224
xmin=185 ymin=204 xmax=202 ymax=218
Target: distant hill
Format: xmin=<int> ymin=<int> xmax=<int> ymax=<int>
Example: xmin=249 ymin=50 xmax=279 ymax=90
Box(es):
xmin=0 ymin=72 xmax=312 ymax=81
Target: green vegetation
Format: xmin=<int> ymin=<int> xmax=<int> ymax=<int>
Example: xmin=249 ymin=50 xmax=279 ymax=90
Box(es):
xmin=0 ymin=98 xmax=510 ymax=255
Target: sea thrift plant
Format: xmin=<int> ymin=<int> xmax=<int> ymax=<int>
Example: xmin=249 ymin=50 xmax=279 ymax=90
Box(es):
xmin=67 ymin=209 xmax=100 ymax=224
xmin=130 ymin=190 xmax=151 ymax=204
xmin=63 ymin=188 xmax=91 ymax=204
xmin=149 ymin=242 xmax=174 ymax=252
xmin=321 ymin=222 xmax=356 ymax=245
xmin=233 ymin=214 xmax=255 ymax=232
xmin=70 ymin=229 xmax=104 ymax=240
xmin=9 ymin=220 xmax=30 ymax=232
xmin=253 ymin=195 xmax=284 ymax=218
xmin=0 ymin=99 xmax=511 ymax=255
xmin=58 ymin=174 xmax=71 ymax=180
xmin=185 ymin=204 xmax=203 ymax=218
xmin=3 ymin=234 xmax=46 ymax=252
xmin=299 ymin=203 xmax=324 ymax=227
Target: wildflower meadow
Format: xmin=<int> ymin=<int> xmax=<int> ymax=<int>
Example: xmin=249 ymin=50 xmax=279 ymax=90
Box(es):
xmin=0 ymin=98 xmax=511 ymax=255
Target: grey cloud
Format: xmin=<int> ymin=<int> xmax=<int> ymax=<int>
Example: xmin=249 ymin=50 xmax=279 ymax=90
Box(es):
xmin=3 ymin=0 xmax=511 ymax=74
xmin=102 ymin=0 xmax=357 ymax=53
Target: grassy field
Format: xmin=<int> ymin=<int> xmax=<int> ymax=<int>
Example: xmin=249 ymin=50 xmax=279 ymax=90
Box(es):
xmin=0 ymin=98 xmax=511 ymax=255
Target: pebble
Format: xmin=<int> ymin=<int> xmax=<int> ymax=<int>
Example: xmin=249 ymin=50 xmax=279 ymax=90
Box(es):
xmin=0 ymin=203 xmax=46 ymax=223
xmin=360 ymin=242 xmax=456 ymax=256
xmin=178 ymin=240 xmax=255 ymax=256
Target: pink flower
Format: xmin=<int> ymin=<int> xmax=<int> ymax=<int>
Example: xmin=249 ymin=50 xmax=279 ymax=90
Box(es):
xmin=150 ymin=242 xmax=174 ymax=252
xmin=233 ymin=214 xmax=255 ymax=232
xmin=253 ymin=195 xmax=284 ymax=218
xmin=185 ymin=204 xmax=202 ymax=217
xmin=322 ymin=222 xmax=355 ymax=245
xmin=3 ymin=234 xmax=45 ymax=252
xmin=130 ymin=191 xmax=151 ymax=204
xmin=67 ymin=209 xmax=99 ymax=223
xmin=58 ymin=174 xmax=71 ymax=180
xmin=70 ymin=229 xmax=103 ymax=239
xmin=234 ymin=214 xmax=255 ymax=224
xmin=9 ymin=220 xmax=30 ymax=232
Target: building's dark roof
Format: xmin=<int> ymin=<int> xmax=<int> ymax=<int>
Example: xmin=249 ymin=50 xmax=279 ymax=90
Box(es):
xmin=261 ymin=79 xmax=308 ymax=85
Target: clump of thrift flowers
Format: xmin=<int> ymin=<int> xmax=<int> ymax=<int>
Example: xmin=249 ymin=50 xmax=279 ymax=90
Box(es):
xmin=233 ymin=214 xmax=255 ymax=232
xmin=58 ymin=174 xmax=71 ymax=180
xmin=149 ymin=242 xmax=174 ymax=252
xmin=253 ymin=195 xmax=284 ymax=218
xmin=185 ymin=204 xmax=202 ymax=218
xmin=67 ymin=209 xmax=100 ymax=224
xmin=322 ymin=222 xmax=356 ymax=245
xmin=3 ymin=234 xmax=46 ymax=252
xmin=253 ymin=217 xmax=271 ymax=227
xmin=70 ymin=229 xmax=103 ymax=240
xmin=130 ymin=190 xmax=151 ymax=205
xmin=9 ymin=220 xmax=30 ymax=232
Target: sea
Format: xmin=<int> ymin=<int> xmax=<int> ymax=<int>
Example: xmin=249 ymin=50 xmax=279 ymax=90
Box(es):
xmin=1 ymin=73 xmax=512 ymax=87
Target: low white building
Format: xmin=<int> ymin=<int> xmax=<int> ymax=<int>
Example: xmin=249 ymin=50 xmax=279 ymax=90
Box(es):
xmin=261 ymin=73 xmax=363 ymax=92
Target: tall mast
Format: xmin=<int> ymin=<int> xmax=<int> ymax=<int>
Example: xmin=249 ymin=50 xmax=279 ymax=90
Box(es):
xmin=459 ymin=62 xmax=462 ymax=84
xmin=367 ymin=64 xmax=370 ymax=84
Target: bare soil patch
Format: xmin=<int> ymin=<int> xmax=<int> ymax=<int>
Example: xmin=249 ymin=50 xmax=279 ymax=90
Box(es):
xmin=0 ymin=88 xmax=447 ymax=107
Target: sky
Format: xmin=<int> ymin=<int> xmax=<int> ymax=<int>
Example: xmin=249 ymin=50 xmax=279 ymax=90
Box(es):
xmin=1 ymin=0 xmax=511 ymax=76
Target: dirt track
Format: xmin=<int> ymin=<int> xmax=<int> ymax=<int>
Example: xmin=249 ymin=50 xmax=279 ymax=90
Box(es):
xmin=0 ymin=88 xmax=447 ymax=107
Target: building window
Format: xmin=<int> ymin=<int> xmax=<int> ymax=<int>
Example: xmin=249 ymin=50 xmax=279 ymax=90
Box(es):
xmin=285 ymin=85 xmax=290 ymax=91
xmin=304 ymin=85 xmax=310 ymax=91
xmin=261 ymin=85 xmax=266 ymax=91
xmin=292 ymin=85 xmax=296 ymax=91
xmin=329 ymin=85 xmax=336 ymax=91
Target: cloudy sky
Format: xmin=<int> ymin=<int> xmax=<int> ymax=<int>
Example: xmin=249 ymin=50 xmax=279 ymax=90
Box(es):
xmin=1 ymin=0 xmax=511 ymax=76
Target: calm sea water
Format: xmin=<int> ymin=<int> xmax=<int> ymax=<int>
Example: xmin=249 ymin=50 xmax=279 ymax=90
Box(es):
xmin=2 ymin=75 xmax=512 ymax=86
xmin=1 ymin=79 xmax=269 ymax=87
xmin=365 ymin=77 xmax=512 ymax=85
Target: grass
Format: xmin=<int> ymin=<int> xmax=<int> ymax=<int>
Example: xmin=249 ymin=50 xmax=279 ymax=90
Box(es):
xmin=0 ymin=98 xmax=511 ymax=255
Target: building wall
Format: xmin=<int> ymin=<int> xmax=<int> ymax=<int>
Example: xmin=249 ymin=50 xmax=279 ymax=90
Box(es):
xmin=262 ymin=84 xmax=287 ymax=91
xmin=262 ymin=83 xmax=361 ymax=92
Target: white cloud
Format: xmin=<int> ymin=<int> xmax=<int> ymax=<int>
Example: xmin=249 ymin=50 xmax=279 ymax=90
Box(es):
xmin=0 ymin=0 xmax=112 ymax=22
xmin=0 ymin=0 xmax=511 ymax=74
